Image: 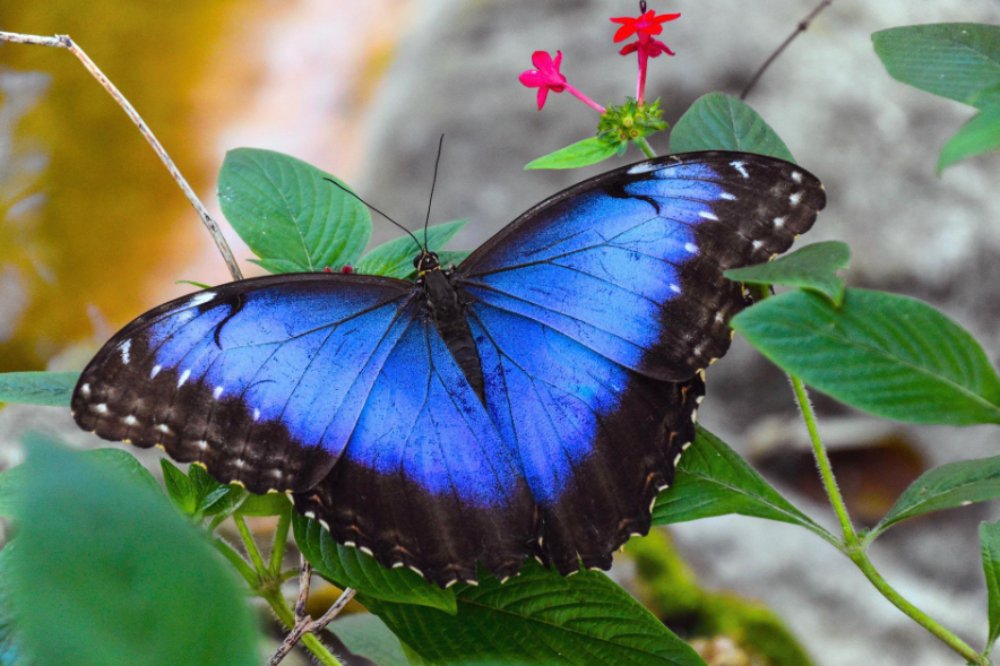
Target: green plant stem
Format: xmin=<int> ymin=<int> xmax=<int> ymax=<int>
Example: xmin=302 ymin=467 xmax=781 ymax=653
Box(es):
xmin=270 ymin=508 xmax=292 ymax=572
xmin=789 ymin=376 xmax=858 ymax=546
xmin=635 ymin=137 xmax=657 ymax=159
xmin=848 ymin=549 xmax=987 ymax=665
xmin=233 ymin=514 xmax=267 ymax=572
xmin=232 ymin=515 xmax=342 ymax=666
xmin=789 ymin=374 xmax=986 ymax=665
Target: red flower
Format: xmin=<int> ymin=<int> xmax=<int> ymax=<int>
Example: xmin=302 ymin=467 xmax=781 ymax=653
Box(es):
xmin=610 ymin=8 xmax=681 ymax=44
xmin=518 ymin=50 xmax=568 ymax=110
xmin=610 ymin=4 xmax=680 ymax=105
xmin=519 ymin=50 xmax=606 ymax=113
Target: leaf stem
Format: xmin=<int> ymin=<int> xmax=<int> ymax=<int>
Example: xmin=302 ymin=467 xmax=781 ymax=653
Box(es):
xmin=848 ymin=549 xmax=987 ymax=665
xmin=233 ymin=514 xmax=268 ymax=573
xmin=789 ymin=375 xmax=857 ymax=545
xmin=270 ymin=508 xmax=292 ymax=572
xmin=790 ymin=375 xmax=986 ymax=664
xmin=635 ymin=137 xmax=657 ymax=159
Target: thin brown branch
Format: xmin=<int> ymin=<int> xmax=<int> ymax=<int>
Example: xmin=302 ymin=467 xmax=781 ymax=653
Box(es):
xmin=0 ymin=30 xmax=244 ymax=280
xmin=740 ymin=0 xmax=834 ymax=101
xmin=267 ymin=560 xmax=356 ymax=666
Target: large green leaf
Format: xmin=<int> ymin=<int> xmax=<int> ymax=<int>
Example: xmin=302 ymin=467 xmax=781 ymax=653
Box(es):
xmin=0 ymin=447 xmax=159 ymax=517
xmin=724 ymin=241 xmax=851 ymax=306
xmin=0 ymin=371 xmax=78 ymax=407
xmin=873 ymin=24 xmax=1000 ymax=108
xmin=870 ymin=456 xmax=1000 ymax=540
xmin=5 ymin=438 xmax=259 ymax=666
xmin=355 ymin=220 xmax=467 ymax=279
xmin=367 ymin=561 xmax=704 ymax=665
xmin=293 ymin=512 xmax=456 ymax=614
xmin=670 ymin=92 xmax=795 ymax=161
xmin=653 ymin=427 xmax=826 ymax=538
xmin=218 ymin=148 xmax=371 ymax=272
xmin=732 ymin=288 xmax=1000 ymax=425
xmin=981 ymin=521 xmax=1000 ymax=654
xmin=937 ymin=104 xmax=1000 ymax=172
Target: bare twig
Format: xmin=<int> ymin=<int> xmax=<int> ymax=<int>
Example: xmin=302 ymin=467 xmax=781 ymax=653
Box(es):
xmin=268 ymin=559 xmax=357 ymax=666
xmin=0 ymin=30 xmax=244 ymax=280
xmin=740 ymin=0 xmax=835 ymax=101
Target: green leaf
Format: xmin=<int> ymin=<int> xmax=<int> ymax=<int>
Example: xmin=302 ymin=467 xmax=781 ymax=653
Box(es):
xmin=435 ymin=250 xmax=470 ymax=268
xmin=367 ymin=561 xmax=704 ymax=666
xmin=161 ymin=459 xmax=198 ymax=515
xmin=937 ymin=104 xmax=1000 ymax=172
xmin=670 ymin=92 xmax=795 ymax=161
xmin=0 ymin=448 xmax=159 ymax=517
xmin=870 ymin=456 xmax=1000 ymax=539
xmin=873 ymin=24 xmax=1000 ymax=108
xmin=653 ymin=427 xmax=824 ymax=536
xmin=6 ymin=437 xmax=259 ymax=666
xmin=355 ymin=220 xmax=468 ymax=279
xmin=525 ymin=136 xmax=620 ymax=170
xmin=292 ymin=512 xmax=457 ymax=613
xmin=331 ymin=614 xmax=409 ymax=666
xmin=0 ymin=371 xmax=79 ymax=407
xmin=732 ymin=288 xmax=1000 ymax=424
xmin=981 ymin=521 xmax=1000 ymax=653
xmin=234 ymin=491 xmax=291 ymax=517
xmin=218 ymin=148 xmax=371 ymax=272
xmin=724 ymin=241 xmax=851 ymax=306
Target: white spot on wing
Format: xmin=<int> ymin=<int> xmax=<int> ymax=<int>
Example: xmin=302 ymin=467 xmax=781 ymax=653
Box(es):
xmin=752 ymin=240 xmax=764 ymax=250
xmin=773 ymin=216 xmax=785 ymax=228
xmin=91 ymin=403 xmax=109 ymax=415
xmin=730 ymin=161 xmax=750 ymax=179
xmin=234 ymin=459 xmax=245 ymax=469
xmin=627 ymin=162 xmax=660 ymax=175
xmin=789 ymin=191 xmax=802 ymax=206
xmin=684 ymin=242 xmax=698 ymax=254
xmin=80 ymin=383 xmax=91 ymax=398
xmin=155 ymin=423 xmax=172 ymax=435
xmin=122 ymin=415 xmax=138 ymax=426
xmin=359 ymin=546 xmax=374 ymax=557
xmin=150 ymin=364 xmax=162 ymax=379
xmin=720 ymin=192 xmax=737 ymax=201
xmin=669 ymin=283 xmax=681 ymax=294
xmin=119 ymin=339 xmax=132 ymax=364
xmin=791 ymin=170 xmax=803 ymax=184
xmin=196 ymin=440 xmax=209 ymax=451
xmin=187 ymin=291 xmax=216 ymax=307
xmin=698 ymin=210 xmax=719 ymax=221
xmin=178 ymin=368 xmax=191 ymax=387
xmin=252 ymin=408 xmax=261 ymax=421
xmin=213 ymin=386 xmax=224 ymax=399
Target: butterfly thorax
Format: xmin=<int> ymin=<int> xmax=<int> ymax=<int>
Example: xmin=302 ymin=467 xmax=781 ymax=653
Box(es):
xmin=418 ymin=262 xmax=486 ymax=403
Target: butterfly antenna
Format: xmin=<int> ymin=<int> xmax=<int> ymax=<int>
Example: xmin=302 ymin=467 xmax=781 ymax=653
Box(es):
xmin=423 ymin=134 xmax=445 ymax=248
xmin=322 ymin=177 xmax=423 ymax=252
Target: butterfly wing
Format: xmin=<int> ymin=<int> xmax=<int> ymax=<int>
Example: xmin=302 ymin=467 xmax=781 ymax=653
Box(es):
xmin=454 ymin=152 xmax=826 ymax=571
xmin=73 ymin=274 xmax=417 ymax=493
xmin=73 ymin=273 xmax=536 ymax=586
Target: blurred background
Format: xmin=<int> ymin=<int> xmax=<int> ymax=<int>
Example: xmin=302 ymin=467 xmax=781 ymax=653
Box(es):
xmin=1 ymin=1 xmax=999 ymax=664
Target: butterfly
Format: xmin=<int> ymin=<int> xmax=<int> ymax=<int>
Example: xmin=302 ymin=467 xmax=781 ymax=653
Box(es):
xmin=72 ymin=152 xmax=825 ymax=587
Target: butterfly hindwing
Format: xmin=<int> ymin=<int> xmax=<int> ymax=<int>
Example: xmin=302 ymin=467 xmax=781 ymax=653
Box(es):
xmin=295 ymin=315 xmax=537 ymax=586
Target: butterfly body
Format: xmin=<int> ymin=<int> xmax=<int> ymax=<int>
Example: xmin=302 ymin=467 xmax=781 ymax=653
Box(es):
xmin=72 ymin=152 xmax=826 ymax=586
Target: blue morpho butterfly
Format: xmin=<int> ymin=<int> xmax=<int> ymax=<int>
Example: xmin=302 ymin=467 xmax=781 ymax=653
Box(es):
xmin=72 ymin=152 xmax=825 ymax=587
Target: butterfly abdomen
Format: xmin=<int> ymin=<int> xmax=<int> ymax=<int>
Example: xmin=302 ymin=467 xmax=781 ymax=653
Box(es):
xmin=421 ymin=269 xmax=486 ymax=402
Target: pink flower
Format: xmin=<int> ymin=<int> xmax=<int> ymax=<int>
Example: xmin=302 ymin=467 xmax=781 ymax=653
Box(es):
xmin=519 ymin=51 xmax=568 ymax=110
xmin=519 ymin=50 xmax=606 ymax=113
